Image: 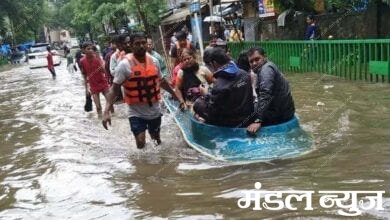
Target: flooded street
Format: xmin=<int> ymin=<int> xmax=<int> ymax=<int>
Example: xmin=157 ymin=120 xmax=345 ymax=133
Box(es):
xmin=0 ymin=61 xmax=389 ymax=219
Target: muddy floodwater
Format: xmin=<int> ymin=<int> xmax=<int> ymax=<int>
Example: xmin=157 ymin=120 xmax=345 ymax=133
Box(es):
xmin=0 ymin=62 xmax=389 ymax=219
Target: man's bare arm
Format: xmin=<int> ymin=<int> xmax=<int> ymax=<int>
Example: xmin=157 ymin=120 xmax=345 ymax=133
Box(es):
xmin=102 ymin=83 xmax=122 ymax=129
xmin=160 ymin=78 xmax=178 ymax=100
xmin=104 ymin=83 xmax=121 ymax=113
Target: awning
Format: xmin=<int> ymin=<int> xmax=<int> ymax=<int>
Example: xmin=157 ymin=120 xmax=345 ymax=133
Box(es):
xmin=161 ymin=4 xmax=207 ymax=25
xmin=221 ymin=3 xmax=240 ymax=16
xmin=161 ymin=8 xmax=190 ymax=25
xmin=221 ymin=0 xmax=240 ymax=3
xmin=277 ymin=9 xmax=293 ymax=27
xmin=212 ymin=1 xmax=241 ymax=17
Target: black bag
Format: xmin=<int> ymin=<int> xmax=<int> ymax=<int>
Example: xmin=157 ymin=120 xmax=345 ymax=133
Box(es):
xmin=114 ymin=92 xmax=124 ymax=105
xmin=314 ymin=25 xmax=321 ymax=40
xmin=186 ymin=87 xmax=202 ymax=101
xmin=84 ymin=94 xmax=93 ymax=112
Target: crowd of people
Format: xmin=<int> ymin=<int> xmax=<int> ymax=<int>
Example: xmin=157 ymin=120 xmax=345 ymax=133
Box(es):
xmin=59 ymin=29 xmax=295 ymax=149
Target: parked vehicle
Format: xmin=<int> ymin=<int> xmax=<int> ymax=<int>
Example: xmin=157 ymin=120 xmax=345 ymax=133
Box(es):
xmin=10 ymin=51 xmax=27 ymax=64
xmin=28 ymin=43 xmax=61 ymax=69
xmin=69 ymin=38 xmax=79 ymax=48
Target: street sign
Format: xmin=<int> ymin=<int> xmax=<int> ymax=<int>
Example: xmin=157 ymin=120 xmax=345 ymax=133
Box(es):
xmin=190 ymin=1 xmax=200 ymax=13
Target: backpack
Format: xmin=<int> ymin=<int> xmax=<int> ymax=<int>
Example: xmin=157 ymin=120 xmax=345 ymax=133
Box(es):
xmin=314 ymin=25 xmax=321 ymax=40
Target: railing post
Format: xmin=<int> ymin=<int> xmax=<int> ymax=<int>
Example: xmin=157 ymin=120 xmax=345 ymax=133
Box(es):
xmin=328 ymin=42 xmax=333 ymax=76
xmin=226 ymin=39 xmax=389 ymax=83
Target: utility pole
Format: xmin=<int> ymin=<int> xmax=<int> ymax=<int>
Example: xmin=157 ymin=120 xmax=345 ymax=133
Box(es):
xmin=242 ymin=0 xmax=258 ymax=41
xmin=9 ymin=18 xmax=16 ymax=46
xmin=209 ymin=0 xmax=213 ymax=35
xmin=190 ymin=0 xmax=204 ymax=59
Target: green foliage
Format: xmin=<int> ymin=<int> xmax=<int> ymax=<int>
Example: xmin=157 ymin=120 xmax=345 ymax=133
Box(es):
xmin=127 ymin=0 xmax=167 ymax=34
xmin=0 ymin=0 xmax=169 ymax=42
xmin=327 ymin=0 xmax=365 ymax=9
xmin=0 ymin=0 xmax=49 ymax=44
xmin=46 ymin=0 xmax=167 ymax=38
xmin=273 ymin=0 xmax=315 ymax=12
xmin=48 ymin=1 xmax=75 ymax=30
xmin=127 ymin=0 xmax=166 ymax=28
xmin=46 ymin=0 xmax=125 ymax=39
xmin=0 ymin=17 xmax=7 ymax=38
xmin=274 ymin=0 xmax=384 ymax=13
xmin=93 ymin=2 xmax=129 ymax=34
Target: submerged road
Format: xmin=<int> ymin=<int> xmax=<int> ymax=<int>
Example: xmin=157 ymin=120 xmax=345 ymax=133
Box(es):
xmin=0 ymin=61 xmax=389 ymax=219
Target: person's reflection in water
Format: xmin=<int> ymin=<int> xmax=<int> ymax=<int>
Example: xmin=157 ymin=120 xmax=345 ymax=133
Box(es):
xmin=129 ymin=159 xmax=178 ymax=217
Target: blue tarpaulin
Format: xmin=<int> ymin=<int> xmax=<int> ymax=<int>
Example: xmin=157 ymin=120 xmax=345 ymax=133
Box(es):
xmin=1 ymin=41 xmax=34 ymax=57
xmin=17 ymin=41 xmax=34 ymax=51
xmin=1 ymin=44 xmax=11 ymax=56
xmin=352 ymin=0 xmax=368 ymax=12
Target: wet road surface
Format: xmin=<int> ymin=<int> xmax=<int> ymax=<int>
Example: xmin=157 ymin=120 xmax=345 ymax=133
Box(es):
xmin=0 ymin=62 xmax=389 ymax=219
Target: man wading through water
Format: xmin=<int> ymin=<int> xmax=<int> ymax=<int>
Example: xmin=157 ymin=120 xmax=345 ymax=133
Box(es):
xmin=102 ymin=32 xmax=177 ymax=149
xmin=46 ymin=46 xmax=56 ymax=79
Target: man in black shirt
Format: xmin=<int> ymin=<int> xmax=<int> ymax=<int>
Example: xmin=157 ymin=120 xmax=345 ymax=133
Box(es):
xmin=246 ymin=47 xmax=295 ymax=134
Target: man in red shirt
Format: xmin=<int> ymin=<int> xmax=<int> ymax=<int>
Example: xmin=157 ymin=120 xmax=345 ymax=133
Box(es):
xmin=79 ymin=42 xmax=111 ymax=115
xmin=47 ymin=46 xmax=56 ymax=79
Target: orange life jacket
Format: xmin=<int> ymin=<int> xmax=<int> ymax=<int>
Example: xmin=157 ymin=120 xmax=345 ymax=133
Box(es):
xmin=175 ymin=40 xmax=191 ymax=59
xmin=122 ymin=54 xmax=161 ymax=106
xmin=175 ymin=40 xmax=191 ymax=50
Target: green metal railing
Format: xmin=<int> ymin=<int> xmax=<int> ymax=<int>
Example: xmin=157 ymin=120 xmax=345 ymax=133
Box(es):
xmin=0 ymin=57 xmax=8 ymax=66
xmin=228 ymin=39 xmax=390 ymax=83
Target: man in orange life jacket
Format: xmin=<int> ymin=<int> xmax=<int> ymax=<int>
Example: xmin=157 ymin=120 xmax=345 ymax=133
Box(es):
xmin=170 ymin=31 xmax=196 ymax=86
xmin=102 ymin=32 xmax=177 ymax=149
xmin=170 ymin=31 xmax=196 ymax=67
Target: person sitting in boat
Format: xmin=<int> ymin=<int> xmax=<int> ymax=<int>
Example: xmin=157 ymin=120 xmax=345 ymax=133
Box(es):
xmin=246 ymin=46 xmax=295 ymax=135
xmin=170 ymin=31 xmax=196 ymax=86
xmin=175 ymin=48 xmax=214 ymax=110
xmin=205 ymin=34 xmax=218 ymax=50
xmin=237 ymin=49 xmax=258 ymax=106
xmin=203 ymin=48 xmax=214 ymax=73
xmin=193 ymin=47 xmax=254 ymax=127
xmin=215 ymin=38 xmax=232 ymax=60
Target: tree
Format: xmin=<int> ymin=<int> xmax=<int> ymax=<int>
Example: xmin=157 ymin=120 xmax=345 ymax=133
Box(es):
xmin=274 ymin=0 xmax=315 ymax=12
xmin=92 ymin=2 xmax=130 ymax=34
xmin=20 ymin=0 xmax=168 ymax=43
xmin=273 ymin=0 xmax=385 ymax=13
xmin=67 ymin=0 xmax=127 ymax=40
xmin=126 ymin=0 xmax=167 ymax=35
xmin=0 ymin=0 xmax=49 ymax=43
xmin=47 ymin=0 xmax=74 ymax=30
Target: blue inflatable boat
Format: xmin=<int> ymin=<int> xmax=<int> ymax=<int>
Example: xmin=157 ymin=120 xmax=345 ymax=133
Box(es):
xmin=163 ymin=94 xmax=313 ymax=163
